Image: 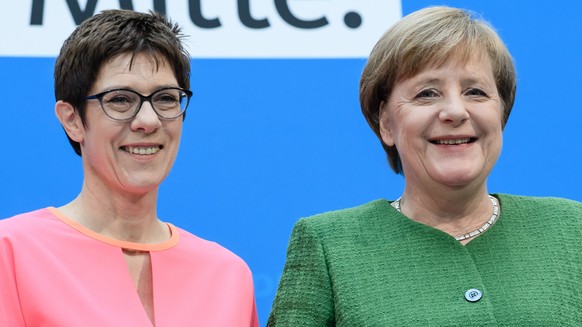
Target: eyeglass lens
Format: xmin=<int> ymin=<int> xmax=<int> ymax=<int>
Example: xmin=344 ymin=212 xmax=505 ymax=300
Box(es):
xmin=100 ymin=88 xmax=188 ymax=120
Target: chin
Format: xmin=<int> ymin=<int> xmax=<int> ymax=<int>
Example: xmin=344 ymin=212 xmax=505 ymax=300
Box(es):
xmin=121 ymin=177 xmax=163 ymax=194
xmin=431 ymin=169 xmax=483 ymax=188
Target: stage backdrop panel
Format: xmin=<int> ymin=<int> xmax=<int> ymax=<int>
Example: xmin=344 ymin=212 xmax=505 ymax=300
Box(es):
xmin=1 ymin=1 xmax=580 ymax=325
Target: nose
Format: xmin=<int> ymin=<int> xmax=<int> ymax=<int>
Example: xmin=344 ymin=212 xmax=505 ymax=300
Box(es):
xmin=438 ymin=95 xmax=469 ymax=126
xmin=130 ymin=100 xmax=161 ymax=133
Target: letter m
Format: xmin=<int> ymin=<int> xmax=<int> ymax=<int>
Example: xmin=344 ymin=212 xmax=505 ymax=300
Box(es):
xmin=30 ymin=0 xmax=157 ymax=25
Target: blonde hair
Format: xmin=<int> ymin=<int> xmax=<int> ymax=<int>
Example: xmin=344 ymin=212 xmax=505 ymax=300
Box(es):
xmin=360 ymin=6 xmax=516 ymax=174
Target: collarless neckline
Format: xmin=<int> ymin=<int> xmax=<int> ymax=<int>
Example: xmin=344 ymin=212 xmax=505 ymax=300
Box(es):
xmin=47 ymin=207 xmax=180 ymax=251
xmin=384 ymin=194 xmax=503 ymax=245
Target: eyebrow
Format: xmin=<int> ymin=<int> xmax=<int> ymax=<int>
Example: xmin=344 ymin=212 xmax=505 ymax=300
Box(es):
xmin=411 ymin=75 xmax=493 ymax=89
xmin=407 ymin=77 xmax=443 ymax=89
xmin=95 ymin=85 xmax=181 ymax=93
xmin=416 ymin=77 xmax=441 ymax=85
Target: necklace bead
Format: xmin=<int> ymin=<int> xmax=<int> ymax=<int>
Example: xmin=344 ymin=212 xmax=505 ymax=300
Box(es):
xmin=391 ymin=195 xmax=499 ymax=241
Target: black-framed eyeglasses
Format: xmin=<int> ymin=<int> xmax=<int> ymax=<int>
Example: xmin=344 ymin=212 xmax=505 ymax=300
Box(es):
xmin=85 ymin=87 xmax=193 ymax=121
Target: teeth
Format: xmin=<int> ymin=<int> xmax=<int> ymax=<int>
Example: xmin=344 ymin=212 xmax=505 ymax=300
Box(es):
xmin=123 ymin=146 xmax=160 ymax=155
xmin=435 ymin=138 xmax=471 ymax=145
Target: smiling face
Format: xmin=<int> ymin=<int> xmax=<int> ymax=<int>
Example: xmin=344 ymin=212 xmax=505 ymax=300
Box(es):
xmin=379 ymin=52 xmax=503 ymax=191
xmin=76 ymin=53 xmax=183 ymax=196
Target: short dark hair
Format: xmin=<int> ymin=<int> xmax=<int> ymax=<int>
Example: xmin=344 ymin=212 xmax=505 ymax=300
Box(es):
xmin=54 ymin=9 xmax=191 ymax=156
xmin=359 ymin=6 xmax=516 ymax=174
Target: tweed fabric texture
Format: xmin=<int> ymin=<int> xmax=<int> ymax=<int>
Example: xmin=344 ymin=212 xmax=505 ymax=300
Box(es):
xmin=268 ymin=194 xmax=582 ymax=326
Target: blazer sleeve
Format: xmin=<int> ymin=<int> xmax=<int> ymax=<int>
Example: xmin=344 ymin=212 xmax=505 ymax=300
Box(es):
xmin=267 ymin=218 xmax=335 ymax=326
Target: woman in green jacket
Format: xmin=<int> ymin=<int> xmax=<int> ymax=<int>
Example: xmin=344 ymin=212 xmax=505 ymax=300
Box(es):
xmin=268 ymin=6 xmax=582 ymax=326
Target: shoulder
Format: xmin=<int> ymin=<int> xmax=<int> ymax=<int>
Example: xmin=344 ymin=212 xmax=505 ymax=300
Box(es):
xmin=304 ymin=198 xmax=390 ymax=222
xmin=497 ymin=194 xmax=582 ymax=214
xmin=291 ymin=199 xmax=394 ymax=242
xmin=0 ymin=208 xmax=64 ymax=259
xmin=171 ymin=226 xmax=252 ymax=275
xmin=496 ymin=193 xmax=582 ymax=227
xmin=0 ymin=208 xmax=55 ymax=237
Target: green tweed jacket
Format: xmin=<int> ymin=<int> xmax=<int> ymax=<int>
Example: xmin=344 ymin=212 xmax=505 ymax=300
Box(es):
xmin=267 ymin=194 xmax=582 ymax=326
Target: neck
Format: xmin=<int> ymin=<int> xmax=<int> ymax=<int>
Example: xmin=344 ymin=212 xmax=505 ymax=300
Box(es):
xmin=398 ymin=183 xmax=495 ymax=240
xmin=59 ymin=182 xmax=169 ymax=244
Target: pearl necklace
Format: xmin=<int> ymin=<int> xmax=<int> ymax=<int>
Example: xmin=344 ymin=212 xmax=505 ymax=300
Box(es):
xmin=391 ymin=195 xmax=499 ymax=241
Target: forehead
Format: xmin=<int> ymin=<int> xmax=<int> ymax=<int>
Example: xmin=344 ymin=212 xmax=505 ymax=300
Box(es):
xmin=397 ymin=43 xmax=492 ymax=84
xmin=91 ymin=52 xmax=176 ymax=91
xmin=101 ymin=52 xmax=171 ymax=74
xmin=418 ymin=52 xmax=493 ymax=80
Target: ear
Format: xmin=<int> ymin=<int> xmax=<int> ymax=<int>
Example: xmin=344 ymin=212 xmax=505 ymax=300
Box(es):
xmin=379 ymin=101 xmax=395 ymax=146
xmin=55 ymin=100 xmax=85 ymax=143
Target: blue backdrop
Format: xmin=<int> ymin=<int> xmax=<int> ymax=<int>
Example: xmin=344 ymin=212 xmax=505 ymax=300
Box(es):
xmin=1 ymin=1 xmax=581 ymax=325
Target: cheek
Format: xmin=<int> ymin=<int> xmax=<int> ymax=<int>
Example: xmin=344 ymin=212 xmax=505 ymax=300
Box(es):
xmin=394 ymin=111 xmax=430 ymax=141
xmin=472 ymin=104 xmax=503 ymax=132
xmin=485 ymin=114 xmax=504 ymax=135
xmin=161 ymin=122 xmax=183 ymax=149
xmin=481 ymin=116 xmax=503 ymax=156
xmin=84 ymin=123 xmax=126 ymax=152
xmin=169 ymin=121 xmax=183 ymax=138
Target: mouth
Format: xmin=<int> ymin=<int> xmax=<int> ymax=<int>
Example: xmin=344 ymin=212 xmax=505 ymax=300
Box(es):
xmin=429 ymin=138 xmax=477 ymax=145
xmin=121 ymin=145 xmax=162 ymax=155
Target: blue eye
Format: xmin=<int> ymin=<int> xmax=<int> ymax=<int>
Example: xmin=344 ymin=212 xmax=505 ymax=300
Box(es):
xmin=465 ymin=88 xmax=487 ymax=97
xmin=416 ymin=89 xmax=439 ymax=98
